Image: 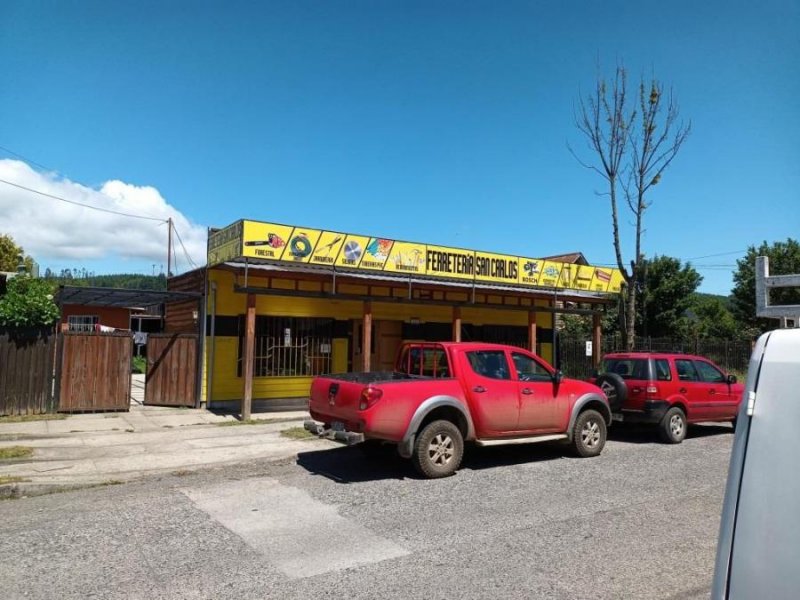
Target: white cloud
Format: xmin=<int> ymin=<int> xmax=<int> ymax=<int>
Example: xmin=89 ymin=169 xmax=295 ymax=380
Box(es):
xmin=0 ymin=160 xmax=207 ymax=270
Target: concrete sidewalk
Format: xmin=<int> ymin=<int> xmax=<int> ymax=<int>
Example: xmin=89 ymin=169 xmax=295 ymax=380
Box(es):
xmin=0 ymin=405 xmax=337 ymax=498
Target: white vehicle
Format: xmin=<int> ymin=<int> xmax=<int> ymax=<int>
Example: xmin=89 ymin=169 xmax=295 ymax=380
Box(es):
xmin=712 ymin=328 xmax=800 ymax=599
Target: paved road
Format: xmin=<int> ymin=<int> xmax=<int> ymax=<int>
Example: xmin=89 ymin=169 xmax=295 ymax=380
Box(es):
xmin=1 ymin=424 xmax=734 ymax=600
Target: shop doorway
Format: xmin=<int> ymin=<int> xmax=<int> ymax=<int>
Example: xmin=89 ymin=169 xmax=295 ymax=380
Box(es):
xmin=352 ymin=319 xmax=403 ymax=372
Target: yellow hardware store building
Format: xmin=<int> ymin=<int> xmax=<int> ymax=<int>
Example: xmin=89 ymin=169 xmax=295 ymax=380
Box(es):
xmin=171 ymin=219 xmax=623 ymax=411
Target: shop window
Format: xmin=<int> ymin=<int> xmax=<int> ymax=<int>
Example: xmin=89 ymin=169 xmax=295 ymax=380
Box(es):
xmin=237 ymin=317 xmax=334 ymax=377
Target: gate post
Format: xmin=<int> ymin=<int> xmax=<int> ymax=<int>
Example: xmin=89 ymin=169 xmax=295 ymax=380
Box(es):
xmin=592 ymin=312 xmax=602 ymax=368
xmin=528 ymin=311 xmax=537 ymax=353
xmin=242 ymin=294 xmax=256 ymax=420
xmin=362 ymin=301 xmax=372 ymax=372
xmin=452 ymin=306 xmax=462 ymax=342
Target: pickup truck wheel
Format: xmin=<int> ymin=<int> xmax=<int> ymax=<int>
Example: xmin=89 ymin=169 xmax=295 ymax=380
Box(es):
xmin=571 ymin=409 xmax=607 ymax=457
xmin=412 ymin=420 xmax=464 ymax=479
xmin=658 ymin=407 xmax=687 ymax=444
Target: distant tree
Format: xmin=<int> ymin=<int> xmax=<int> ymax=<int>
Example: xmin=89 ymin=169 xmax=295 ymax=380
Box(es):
xmin=0 ymin=276 xmax=60 ymax=327
xmin=42 ymin=271 xmax=168 ymax=291
xmin=561 ymin=314 xmax=592 ymax=337
xmin=638 ymin=256 xmax=702 ymax=337
xmin=683 ymin=295 xmax=740 ymax=339
xmin=571 ymin=65 xmax=691 ymax=350
xmin=0 ymin=233 xmax=35 ymax=273
xmin=731 ymin=239 xmax=800 ymax=334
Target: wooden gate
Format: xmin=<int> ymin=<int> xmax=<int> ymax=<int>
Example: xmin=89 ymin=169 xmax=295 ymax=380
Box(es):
xmin=0 ymin=328 xmax=57 ymax=416
xmin=145 ymin=333 xmax=198 ymax=407
xmin=59 ymin=331 xmax=132 ymax=411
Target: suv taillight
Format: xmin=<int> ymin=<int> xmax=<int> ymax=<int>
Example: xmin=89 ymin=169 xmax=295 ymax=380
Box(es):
xmin=359 ymin=387 xmax=383 ymax=410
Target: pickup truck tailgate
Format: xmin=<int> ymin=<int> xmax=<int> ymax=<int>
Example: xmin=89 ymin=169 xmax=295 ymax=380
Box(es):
xmin=309 ymin=372 xmax=411 ymax=430
xmin=308 ymin=372 xmax=465 ymax=441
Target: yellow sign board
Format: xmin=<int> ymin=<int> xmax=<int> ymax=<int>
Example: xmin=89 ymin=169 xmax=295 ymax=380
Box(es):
xmin=424 ymin=245 xmax=476 ymax=281
xmin=475 ymin=251 xmax=519 ymax=285
xmin=211 ymin=219 xmax=624 ymax=294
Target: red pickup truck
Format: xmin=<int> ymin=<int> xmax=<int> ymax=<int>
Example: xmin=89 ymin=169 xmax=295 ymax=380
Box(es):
xmin=305 ymin=342 xmax=611 ymax=478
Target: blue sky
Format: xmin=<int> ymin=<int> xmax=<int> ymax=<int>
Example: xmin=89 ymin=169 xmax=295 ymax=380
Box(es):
xmin=1 ymin=0 xmax=798 ymax=294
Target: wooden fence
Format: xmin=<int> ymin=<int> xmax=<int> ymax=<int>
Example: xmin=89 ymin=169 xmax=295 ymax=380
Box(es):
xmin=0 ymin=329 xmax=57 ymax=416
xmin=58 ymin=331 xmax=132 ymax=412
xmin=145 ymin=333 xmax=198 ymax=407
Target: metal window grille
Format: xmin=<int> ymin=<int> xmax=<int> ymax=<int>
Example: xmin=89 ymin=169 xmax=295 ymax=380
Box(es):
xmin=238 ymin=317 xmax=334 ymax=377
xmin=67 ymin=315 xmax=99 ymax=332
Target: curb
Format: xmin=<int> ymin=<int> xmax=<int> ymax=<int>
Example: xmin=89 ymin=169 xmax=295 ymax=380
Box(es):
xmin=0 ymin=481 xmax=115 ymax=500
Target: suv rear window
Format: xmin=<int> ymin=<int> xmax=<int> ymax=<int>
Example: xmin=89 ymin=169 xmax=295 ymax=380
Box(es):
xmin=602 ymin=358 xmax=650 ymax=380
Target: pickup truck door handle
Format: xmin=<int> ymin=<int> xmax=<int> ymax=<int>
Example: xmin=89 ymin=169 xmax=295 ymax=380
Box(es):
xmin=521 ymin=388 xmax=533 ymax=395
xmin=473 ymin=386 xmax=487 ymax=393
xmin=708 ymin=389 xmax=716 ymax=395
xmin=679 ymin=388 xmax=687 ymax=394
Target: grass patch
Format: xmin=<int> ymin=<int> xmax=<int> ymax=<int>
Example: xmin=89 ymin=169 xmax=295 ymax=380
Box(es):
xmin=0 ymin=413 xmax=67 ymax=423
xmin=132 ymin=355 xmax=147 ymax=374
xmin=216 ymin=418 xmax=282 ymax=427
xmin=280 ymin=427 xmax=315 ymax=440
xmin=0 ymin=475 xmax=29 ymax=484
xmin=0 ymin=446 xmax=34 ymax=460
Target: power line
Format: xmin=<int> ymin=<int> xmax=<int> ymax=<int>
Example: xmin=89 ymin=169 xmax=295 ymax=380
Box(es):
xmin=685 ymin=250 xmax=748 ymax=260
xmin=0 ymin=144 xmax=55 ymax=173
xmin=171 ymin=222 xmax=199 ymax=270
xmin=0 ymin=178 xmax=168 ymax=222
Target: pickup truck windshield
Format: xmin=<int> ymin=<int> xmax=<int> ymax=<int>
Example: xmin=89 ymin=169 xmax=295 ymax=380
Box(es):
xmin=397 ymin=345 xmax=451 ymax=378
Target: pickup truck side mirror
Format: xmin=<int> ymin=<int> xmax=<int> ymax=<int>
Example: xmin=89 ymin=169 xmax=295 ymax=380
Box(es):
xmin=727 ymin=374 xmax=737 ymax=385
xmin=553 ymin=370 xmax=564 ymax=385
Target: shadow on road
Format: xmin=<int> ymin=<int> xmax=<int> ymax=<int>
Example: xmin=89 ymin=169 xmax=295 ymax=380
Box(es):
xmin=609 ymin=422 xmax=735 ymax=445
xmin=296 ymin=441 xmax=566 ymax=483
xmin=297 ymin=445 xmax=412 ymax=483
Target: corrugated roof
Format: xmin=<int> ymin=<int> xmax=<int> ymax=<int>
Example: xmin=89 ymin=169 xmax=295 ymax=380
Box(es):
xmin=56 ymin=286 xmax=201 ymax=309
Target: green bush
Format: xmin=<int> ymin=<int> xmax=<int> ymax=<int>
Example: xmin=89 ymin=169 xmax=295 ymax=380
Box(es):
xmin=132 ymin=356 xmax=147 ymax=374
xmin=0 ymin=275 xmax=59 ymax=327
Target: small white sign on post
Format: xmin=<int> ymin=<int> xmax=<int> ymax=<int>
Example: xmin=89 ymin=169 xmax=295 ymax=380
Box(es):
xmin=585 ymin=341 xmax=593 ymax=357
xmin=284 ymin=328 xmax=292 ymax=346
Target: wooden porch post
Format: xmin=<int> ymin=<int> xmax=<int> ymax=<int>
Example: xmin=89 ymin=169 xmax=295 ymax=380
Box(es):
xmin=242 ymin=293 xmax=256 ymax=420
xmin=592 ymin=311 xmax=602 ymax=368
xmin=452 ymin=306 xmax=462 ymax=342
xmin=362 ymin=301 xmax=372 ymax=372
xmin=528 ymin=311 xmax=537 ymax=353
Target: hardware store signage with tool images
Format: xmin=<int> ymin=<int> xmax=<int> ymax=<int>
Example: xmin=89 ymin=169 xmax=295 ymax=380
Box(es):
xmin=209 ymin=219 xmax=624 ymax=293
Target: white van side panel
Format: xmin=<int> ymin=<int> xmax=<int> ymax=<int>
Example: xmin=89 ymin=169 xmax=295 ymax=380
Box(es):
xmin=729 ymin=329 xmax=800 ymax=598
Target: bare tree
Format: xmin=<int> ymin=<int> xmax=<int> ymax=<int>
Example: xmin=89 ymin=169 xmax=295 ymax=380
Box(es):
xmin=571 ymin=65 xmax=690 ymax=349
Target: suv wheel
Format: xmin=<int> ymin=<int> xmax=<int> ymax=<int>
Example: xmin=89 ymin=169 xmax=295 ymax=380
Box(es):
xmin=570 ymin=409 xmax=607 ymax=457
xmin=412 ymin=420 xmax=464 ymax=478
xmin=659 ymin=407 xmax=687 ymax=444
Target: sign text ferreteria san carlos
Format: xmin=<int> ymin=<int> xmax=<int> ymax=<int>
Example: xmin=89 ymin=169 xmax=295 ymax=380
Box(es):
xmin=208 ymin=219 xmax=624 ymax=293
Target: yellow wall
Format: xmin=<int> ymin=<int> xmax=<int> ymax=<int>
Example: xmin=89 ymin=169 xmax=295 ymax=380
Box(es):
xmin=204 ymin=268 xmax=557 ymax=403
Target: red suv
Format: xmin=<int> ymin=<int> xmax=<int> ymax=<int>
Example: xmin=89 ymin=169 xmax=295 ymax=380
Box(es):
xmin=593 ymin=352 xmax=744 ymax=443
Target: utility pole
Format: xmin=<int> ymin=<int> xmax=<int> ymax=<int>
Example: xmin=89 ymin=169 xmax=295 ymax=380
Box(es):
xmin=167 ymin=217 xmax=173 ymax=278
